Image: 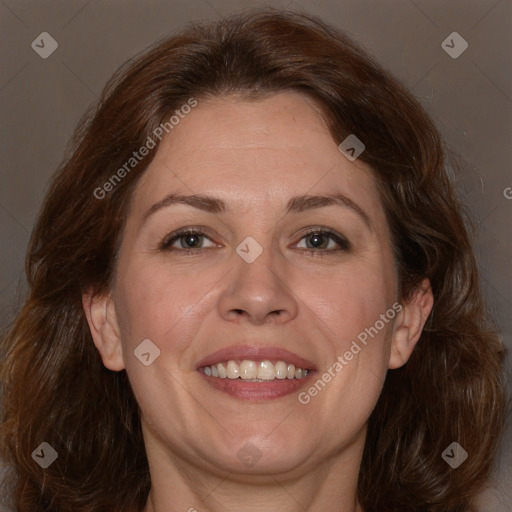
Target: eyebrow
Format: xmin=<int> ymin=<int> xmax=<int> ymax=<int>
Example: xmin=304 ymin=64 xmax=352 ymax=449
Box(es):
xmin=143 ymin=192 xmax=372 ymax=229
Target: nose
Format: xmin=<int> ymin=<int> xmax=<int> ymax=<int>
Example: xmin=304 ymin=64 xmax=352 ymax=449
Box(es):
xmin=217 ymin=248 xmax=299 ymax=325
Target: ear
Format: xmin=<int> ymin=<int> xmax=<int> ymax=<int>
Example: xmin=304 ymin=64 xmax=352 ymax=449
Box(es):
xmin=82 ymin=289 xmax=125 ymax=371
xmin=389 ymin=278 xmax=434 ymax=369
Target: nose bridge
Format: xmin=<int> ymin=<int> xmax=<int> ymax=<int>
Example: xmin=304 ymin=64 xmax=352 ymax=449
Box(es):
xmin=216 ymin=235 xmax=299 ymax=324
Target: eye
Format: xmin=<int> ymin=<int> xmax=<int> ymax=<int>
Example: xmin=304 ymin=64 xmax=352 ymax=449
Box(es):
xmin=295 ymin=228 xmax=350 ymax=254
xmin=160 ymin=228 xmax=217 ymax=252
xmin=159 ymin=227 xmax=350 ymax=256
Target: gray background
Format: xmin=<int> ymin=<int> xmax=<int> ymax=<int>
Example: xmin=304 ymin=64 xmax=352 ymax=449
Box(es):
xmin=1 ymin=0 xmax=511 ymax=510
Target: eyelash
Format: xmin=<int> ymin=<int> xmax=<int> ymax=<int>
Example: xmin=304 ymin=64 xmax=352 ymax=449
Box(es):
xmin=295 ymin=227 xmax=351 ymax=255
xmin=160 ymin=226 xmax=351 ymax=257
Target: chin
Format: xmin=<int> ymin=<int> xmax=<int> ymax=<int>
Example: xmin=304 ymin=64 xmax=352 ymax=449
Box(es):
xmin=203 ymin=432 xmax=318 ymax=476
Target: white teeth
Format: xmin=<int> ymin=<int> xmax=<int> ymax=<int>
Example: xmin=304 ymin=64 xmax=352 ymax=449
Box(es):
xmin=239 ymin=360 xmax=258 ymax=379
xmin=257 ymin=360 xmax=275 ymax=380
xmin=202 ymin=360 xmax=310 ymax=381
xmin=217 ymin=362 xmax=227 ymax=378
xmin=274 ymin=361 xmax=287 ymax=379
xmin=226 ymin=360 xmax=240 ymax=379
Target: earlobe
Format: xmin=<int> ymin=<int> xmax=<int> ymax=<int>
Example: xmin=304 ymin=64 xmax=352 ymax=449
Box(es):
xmin=389 ymin=279 xmax=434 ymax=369
xmin=82 ymin=290 xmax=125 ymax=371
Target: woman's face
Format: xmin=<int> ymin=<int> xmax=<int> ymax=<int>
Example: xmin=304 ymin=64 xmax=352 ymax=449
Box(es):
xmin=88 ymin=91 xmax=426 ymax=477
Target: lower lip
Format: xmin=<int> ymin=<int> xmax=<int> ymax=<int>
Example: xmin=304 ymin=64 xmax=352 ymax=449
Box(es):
xmin=199 ymin=372 xmax=315 ymax=401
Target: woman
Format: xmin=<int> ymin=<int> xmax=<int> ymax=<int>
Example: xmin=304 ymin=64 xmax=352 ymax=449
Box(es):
xmin=0 ymin=9 xmax=507 ymax=512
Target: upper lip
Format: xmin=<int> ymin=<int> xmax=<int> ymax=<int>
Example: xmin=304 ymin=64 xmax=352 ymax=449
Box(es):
xmin=196 ymin=345 xmax=316 ymax=371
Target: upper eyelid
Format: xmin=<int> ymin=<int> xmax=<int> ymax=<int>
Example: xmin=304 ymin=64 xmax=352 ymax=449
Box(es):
xmin=161 ymin=228 xmax=218 ymax=248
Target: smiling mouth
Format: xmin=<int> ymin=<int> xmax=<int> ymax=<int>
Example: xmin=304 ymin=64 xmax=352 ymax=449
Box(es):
xmin=200 ymin=359 xmax=310 ymax=381
xmin=198 ymin=359 xmax=314 ymax=401
xmin=196 ymin=345 xmax=316 ymax=400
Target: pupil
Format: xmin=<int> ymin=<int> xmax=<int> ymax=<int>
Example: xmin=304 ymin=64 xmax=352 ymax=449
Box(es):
xmin=309 ymin=234 xmax=324 ymax=248
xmin=185 ymin=234 xmax=200 ymax=247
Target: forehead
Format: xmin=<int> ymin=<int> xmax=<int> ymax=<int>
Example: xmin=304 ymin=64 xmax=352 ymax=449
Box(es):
xmin=131 ymin=91 xmax=384 ymax=223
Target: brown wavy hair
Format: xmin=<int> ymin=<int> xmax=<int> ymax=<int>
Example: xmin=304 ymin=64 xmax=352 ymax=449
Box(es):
xmin=0 ymin=9 xmax=507 ymax=512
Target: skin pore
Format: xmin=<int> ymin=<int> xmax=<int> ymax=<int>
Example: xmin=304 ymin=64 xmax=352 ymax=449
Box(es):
xmin=83 ymin=91 xmax=433 ymax=512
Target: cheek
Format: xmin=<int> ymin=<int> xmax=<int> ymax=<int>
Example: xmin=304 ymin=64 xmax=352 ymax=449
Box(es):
xmin=114 ymin=258 xmax=228 ymax=365
xmin=297 ymin=258 xmax=396 ymax=399
xmin=289 ymin=261 xmax=396 ymax=446
xmin=112 ymin=260 xmax=228 ymax=439
xmin=304 ymin=260 xmax=395 ymax=344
